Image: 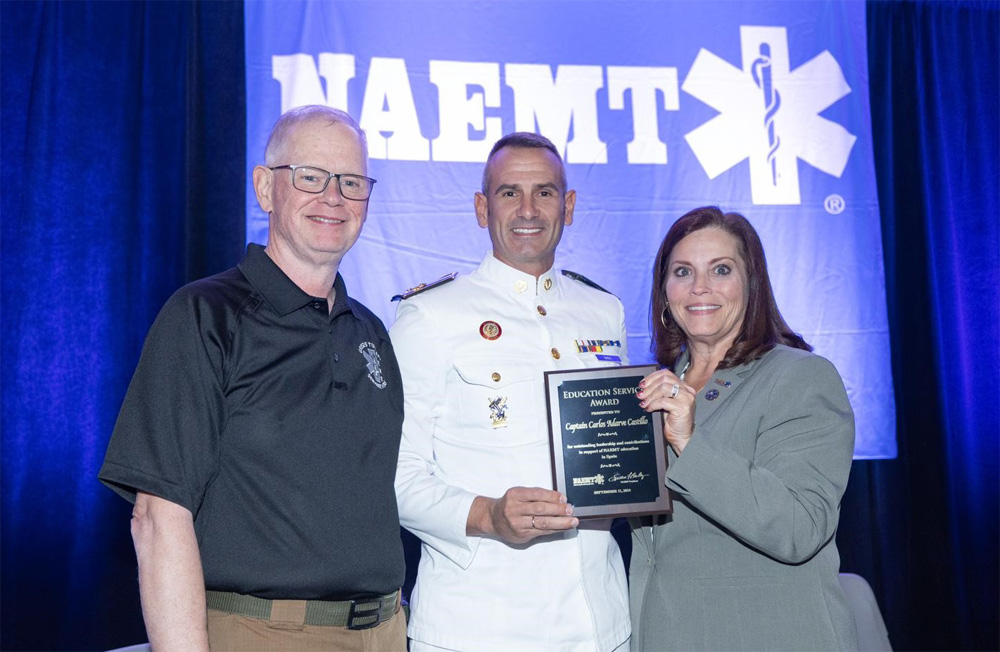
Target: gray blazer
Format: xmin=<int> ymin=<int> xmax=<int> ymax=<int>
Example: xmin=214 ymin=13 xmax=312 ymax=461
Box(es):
xmin=629 ymin=345 xmax=858 ymax=652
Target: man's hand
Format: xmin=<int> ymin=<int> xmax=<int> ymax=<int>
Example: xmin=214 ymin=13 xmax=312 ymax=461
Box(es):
xmin=467 ymin=487 xmax=578 ymax=544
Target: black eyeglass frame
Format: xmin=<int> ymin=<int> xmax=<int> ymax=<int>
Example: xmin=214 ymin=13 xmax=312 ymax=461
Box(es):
xmin=268 ymin=164 xmax=377 ymax=200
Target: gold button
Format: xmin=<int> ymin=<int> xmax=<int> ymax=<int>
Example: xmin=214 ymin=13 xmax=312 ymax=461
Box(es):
xmin=491 ymin=372 xmax=501 ymax=382
xmin=543 ymin=278 xmax=552 ymax=291
xmin=537 ymin=305 xmax=547 ymax=316
xmin=514 ymin=280 xmax=528 ymax=293
xmin=551 ymin=348 xmax=560 ymax=359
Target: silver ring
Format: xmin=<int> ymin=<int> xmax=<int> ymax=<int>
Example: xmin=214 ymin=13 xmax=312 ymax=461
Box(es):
xmin=530 ymin=515 xmax=537 ymax=529
xmin=669 ymin=383 xmax=680 ymax=399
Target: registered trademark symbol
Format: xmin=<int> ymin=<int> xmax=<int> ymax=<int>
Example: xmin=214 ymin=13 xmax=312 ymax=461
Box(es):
xmin=824 ymin=194 xmax=846 ymax=214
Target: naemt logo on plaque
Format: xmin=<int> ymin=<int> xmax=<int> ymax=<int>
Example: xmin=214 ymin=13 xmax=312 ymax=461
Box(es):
xmin=683 ymin=26 xmax=857 ymax=205
xmin=573 ymin=473 xmax=605 ymax=487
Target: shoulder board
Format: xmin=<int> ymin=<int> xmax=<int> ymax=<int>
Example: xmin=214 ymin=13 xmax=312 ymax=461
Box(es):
xmin=391 ymin=272 xmax=458 ymax=301
xmin=561 ymin=269 xmax=611 ymax=294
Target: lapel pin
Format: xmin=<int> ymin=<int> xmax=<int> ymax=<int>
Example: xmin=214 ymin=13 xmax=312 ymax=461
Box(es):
xmin=705 ymin=389 xmax=720 ymax=401
xmin=479 ymin=321 xmax=502 ymax=340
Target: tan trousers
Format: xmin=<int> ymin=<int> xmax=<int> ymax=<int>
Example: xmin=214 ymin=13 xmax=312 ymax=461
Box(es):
xmin=207 ymin=602 xmax=406 ymax=652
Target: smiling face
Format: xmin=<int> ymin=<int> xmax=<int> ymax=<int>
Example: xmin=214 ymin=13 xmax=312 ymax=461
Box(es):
xmin=665 ymin=227 xmax=749 ymax=353
xmin=474 ymin=146 xmax=575 ymax=277
xmin=252 ymin=118 xmax=368 ymax=271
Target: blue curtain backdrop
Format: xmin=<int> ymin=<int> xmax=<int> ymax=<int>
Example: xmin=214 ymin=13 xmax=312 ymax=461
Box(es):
xmin=859 ymin=3 xmax=998 ymax=648
xmin=1 ymin=2 xmax=246 ymax=650
xmin=1 ymin=1 xmax=996 ymax=651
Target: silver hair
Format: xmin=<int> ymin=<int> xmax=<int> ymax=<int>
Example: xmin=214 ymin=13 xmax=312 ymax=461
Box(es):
xmin=264 ymin=105 xmax=368 ymax=165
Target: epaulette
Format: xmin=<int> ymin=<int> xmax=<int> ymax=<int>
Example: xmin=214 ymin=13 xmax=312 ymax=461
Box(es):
xmin=561 ymin=269 xmax=611 ymax=294
xmin=391 ymin=272 xmax=458 ymax=301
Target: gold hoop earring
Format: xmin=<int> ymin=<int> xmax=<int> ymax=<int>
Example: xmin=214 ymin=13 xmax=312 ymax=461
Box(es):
xmin=660 ymin=306 xmax=672 ymax=330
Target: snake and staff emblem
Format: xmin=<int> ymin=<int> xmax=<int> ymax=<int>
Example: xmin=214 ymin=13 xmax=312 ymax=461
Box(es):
xmin=751 ymin=42 xmax=781 ymax=186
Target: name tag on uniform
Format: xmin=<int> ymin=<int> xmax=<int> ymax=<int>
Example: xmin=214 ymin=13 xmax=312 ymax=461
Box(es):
xmin=595 ymin=354 xmax=622 ymax=363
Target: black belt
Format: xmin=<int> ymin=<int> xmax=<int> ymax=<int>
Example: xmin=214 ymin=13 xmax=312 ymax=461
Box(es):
xmin=206 ymin=589 xmax=399 ymax=630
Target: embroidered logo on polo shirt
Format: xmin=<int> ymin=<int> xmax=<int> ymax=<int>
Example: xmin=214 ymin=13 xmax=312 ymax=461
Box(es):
xmin=359 ymin=342 xmax=387 ymax=389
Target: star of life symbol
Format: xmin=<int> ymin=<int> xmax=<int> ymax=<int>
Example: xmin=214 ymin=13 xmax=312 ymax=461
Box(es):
xmin=573 ymin=473 xmax=605 ymax=487
xmin=683 ymin=26 xmax=857 ymax=205
xmin=359 ymin=342 xmax=386 ymax=389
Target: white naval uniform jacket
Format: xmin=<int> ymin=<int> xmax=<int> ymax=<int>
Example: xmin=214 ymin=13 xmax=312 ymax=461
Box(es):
xmin=392 ymin=253 xmax=631 ymax=652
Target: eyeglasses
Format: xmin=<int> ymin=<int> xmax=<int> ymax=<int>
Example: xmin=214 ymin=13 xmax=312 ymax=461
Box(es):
xmin=269 ymin=165 xmax=377 ymax=201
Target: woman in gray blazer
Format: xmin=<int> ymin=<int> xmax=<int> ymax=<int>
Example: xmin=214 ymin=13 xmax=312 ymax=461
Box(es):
xmin=631 ymin=206 xmax=857 ymax=651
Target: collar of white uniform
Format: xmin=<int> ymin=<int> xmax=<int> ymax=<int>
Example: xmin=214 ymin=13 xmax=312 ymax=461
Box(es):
xmin=479 ymin=252 xmax=558 ymax=298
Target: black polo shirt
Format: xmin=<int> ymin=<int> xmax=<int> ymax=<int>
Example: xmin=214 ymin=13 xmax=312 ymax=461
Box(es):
xmin=100 ymin=244 xmax=405 ymax=599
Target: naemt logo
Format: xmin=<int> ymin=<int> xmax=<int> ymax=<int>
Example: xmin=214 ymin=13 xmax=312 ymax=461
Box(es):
xmin=270 ymin=25 xmax=856 ymax=206
xmin=682 ymin=26 xmax=857 ymax=205
xmin=573 ymin=474 xmax=605 ymax=487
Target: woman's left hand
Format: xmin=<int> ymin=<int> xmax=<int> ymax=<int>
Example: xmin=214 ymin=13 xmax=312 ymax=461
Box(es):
xmin=637 ymin=369 xmax=697 ymax=454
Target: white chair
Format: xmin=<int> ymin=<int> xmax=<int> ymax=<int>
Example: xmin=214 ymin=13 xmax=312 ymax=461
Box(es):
xmin=839 ymin=572 xmax=892 ymax=651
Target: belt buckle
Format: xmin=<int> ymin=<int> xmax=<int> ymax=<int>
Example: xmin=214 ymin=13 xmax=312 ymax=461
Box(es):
xmin=347 ymin=596 xmax=383 ymax=630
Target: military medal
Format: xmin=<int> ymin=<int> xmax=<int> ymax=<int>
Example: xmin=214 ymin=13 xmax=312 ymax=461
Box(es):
xmin=479 ymin=320 xmax=502 ymax=340
xmin=488 ymin=396 xmax=508 ymax=428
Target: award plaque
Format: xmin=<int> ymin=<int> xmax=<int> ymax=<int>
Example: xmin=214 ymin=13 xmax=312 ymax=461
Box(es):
xmin=544 ymin=365 xmax=671 ymax=518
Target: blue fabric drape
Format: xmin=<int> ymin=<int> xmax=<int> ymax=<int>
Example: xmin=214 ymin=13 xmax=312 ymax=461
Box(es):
xmin=1 ymin=2 xmax=245 ymax=650
xmin=0 ymin=1 xmax=996 ymax=650
xmin=857 ymin=2 xmax=999 ymax=649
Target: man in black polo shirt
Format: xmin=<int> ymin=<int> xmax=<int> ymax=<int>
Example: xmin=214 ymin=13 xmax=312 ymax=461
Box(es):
xmin=100 ymin=105 xmax=405 ymax=651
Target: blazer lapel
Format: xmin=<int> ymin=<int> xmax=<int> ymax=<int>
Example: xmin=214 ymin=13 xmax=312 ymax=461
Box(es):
xmin=629 ymin=516 xmax=653 ymax=553
xmin=682 ymin=352 xmax=761 ymax=428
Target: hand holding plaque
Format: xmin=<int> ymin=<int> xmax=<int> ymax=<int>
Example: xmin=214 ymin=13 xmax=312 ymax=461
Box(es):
xmin=637 ymin=367 xmax=698 ymax=455
xmin=467 ymin=487 xmax=578 ymax=544
xmin=544 ymin=365 xmax=672 ymax=518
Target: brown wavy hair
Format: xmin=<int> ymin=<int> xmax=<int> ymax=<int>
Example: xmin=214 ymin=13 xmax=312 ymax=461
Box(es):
xmin=651 ymin=206 xmax=811 ymax=369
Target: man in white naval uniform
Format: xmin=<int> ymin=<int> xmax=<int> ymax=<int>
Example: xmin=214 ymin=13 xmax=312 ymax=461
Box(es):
xmin=392 ymin=133 xmax=631 ymax=652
